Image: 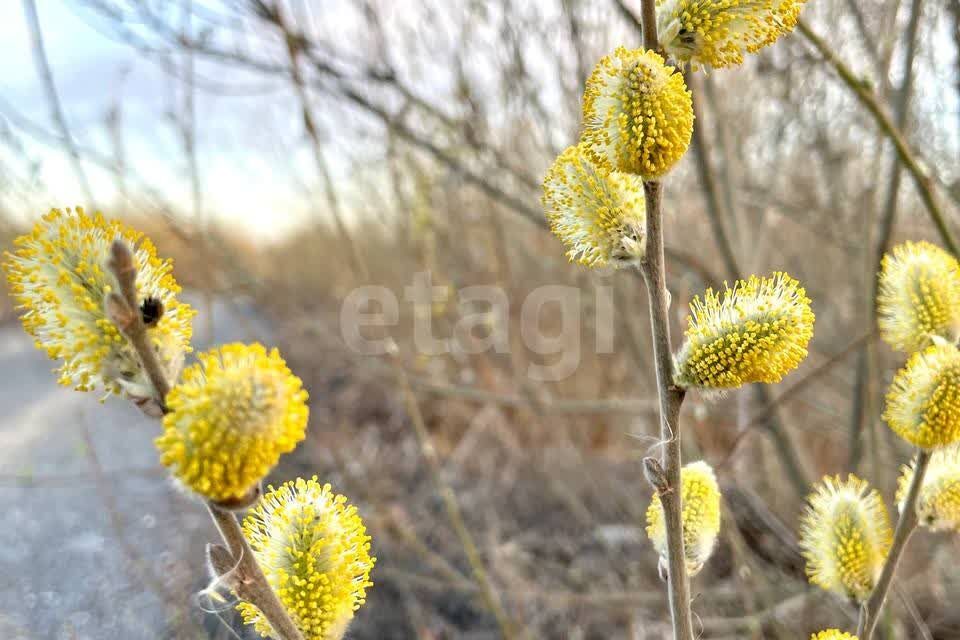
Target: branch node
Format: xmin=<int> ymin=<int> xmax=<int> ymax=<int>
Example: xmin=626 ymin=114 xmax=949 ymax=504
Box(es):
xmin=643 ymin=456 xmax=671 ymax=494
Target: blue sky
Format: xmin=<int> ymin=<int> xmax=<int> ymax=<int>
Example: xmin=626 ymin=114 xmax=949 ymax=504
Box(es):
xmin=0 ymin=1 xmax=321 ymax=240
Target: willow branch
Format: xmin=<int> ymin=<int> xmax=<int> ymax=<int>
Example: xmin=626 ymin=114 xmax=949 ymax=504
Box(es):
xmin=639 ymin=216 xmax=693 ymax=632
xmin=106 ymin=240 xmax=171 ymax=406
xmin=638 ymin=180 xmax=695 ymax=640
xmin=797 ymin=20 xmax=960 ymax=257
xmin=106 ymin=239 xmax=305 ymax=640
xmin=636 ymin=2 xmax=694 ymax=636
xmin=856 ymin=449 xmax=931 ymax=639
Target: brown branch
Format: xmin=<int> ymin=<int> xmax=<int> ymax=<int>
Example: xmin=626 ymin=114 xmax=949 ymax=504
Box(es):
xmin=798 ymin=20 xmax=960 ymax=257
xmin=206 ymin=502 xmax=306 ymax=640
xmin=857 ymin=449 xmax=931 ymax=639
xmin=717 ymin=331 xmax=873 ymax=473
xmin=638 ymin=181 xmax=695 ymax=640
xmin=107 ymin=240 xmax=171 ymax=406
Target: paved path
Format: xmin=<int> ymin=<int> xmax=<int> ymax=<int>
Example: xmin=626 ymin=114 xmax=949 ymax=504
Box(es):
xmin=0 ymin=296 xmax=272 ymax=640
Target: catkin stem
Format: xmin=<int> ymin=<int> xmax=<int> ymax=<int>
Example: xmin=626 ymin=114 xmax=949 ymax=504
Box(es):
xmin=207 ymin=503 xmax=306 ymax=640
xmin=638 ymin=180 xmax=695 ymax=640
xmin=856 ymin=449 xmax=931 ymax=639
xmin=108 ymin=240 xmax=171 ymax=405
xmin=107 ymin=239 xmax=305 ymax=640
xmin=637 ymin=4 xmax=694 ymax=636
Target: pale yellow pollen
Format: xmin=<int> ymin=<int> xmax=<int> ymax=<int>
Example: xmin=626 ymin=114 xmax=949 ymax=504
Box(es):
xmin=799 ymin=474 xmax=891 ymax=602
xmin=238 ymin=477 xmax=375 ymax=640
xmin=542 ymin=142 xmax=646 ymax=268
xmin=155 ymin=342 xmax=309 ymax=502
xmin=581 ymin=47 xmax=693 ymax=179
xmin=674 ymin=272 xmax=814 ymax=390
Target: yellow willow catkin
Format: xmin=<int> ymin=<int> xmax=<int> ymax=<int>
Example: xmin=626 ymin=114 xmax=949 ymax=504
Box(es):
xmin=884 ymin=341 xmax=960 ymax=450
xmin=155 ymin=342 xmax=309 ymax=502
xmin=541 ymin=142 xmax=646 ymax=268
xmin=799 ymin=474 xmax=892 ymax=602
xmin=581 ymin=47 xmax=693 ymax=179
xmin=897 ymin=444 xmax=960 ymax=532
xmin=645 ymin=461 xmax=721 ymax=575
xmin=238 ymin=477 xmax=375 ymax=640
xmin=674 ymin=272 xmax=814 ymax=390
xmin=3 ymin=207 xmax=194 ymax=396
xmin=877 ymin=240 xmax=960 ymax=353
xmin=811 ymin=632 xmax=858 ymax=640
xmin=657 ymin=0 xmax=808 ymax=70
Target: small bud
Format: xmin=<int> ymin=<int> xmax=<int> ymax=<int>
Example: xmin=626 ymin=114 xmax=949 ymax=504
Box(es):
xmin=104 ymin=291 xmax=136 ymax=333
xmin=643 ymin=457 xmax=669 ymax=494
xmin=108 ymin=238 xmax=137 ymax=301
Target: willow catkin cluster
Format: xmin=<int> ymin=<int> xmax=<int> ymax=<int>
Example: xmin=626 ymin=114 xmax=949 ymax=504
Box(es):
xmin=674 ymin=272 xmax=814 ymax=390
xmin=897 ymin=445 xmax=960 ymax=532
xmin=2 ymin=207 xmax=194 ymax=396
xmin=238 ymin=477 xmax=375 ymax=640
xmin=657 ymin=0 xmax=808 ymax=70
xmin=811 ymin=632 xmax=858 ymax=640
xmin=883 ymin=341 xmax=960 ymax=450
xmin=799 ymin=475 xmax=892 ymax=602
xmin=645 ymin=461 xmax=721 ymax=575
xmin=156 ymin=342 xmax=309 ymax=502
xmin=541 ymin=143 xmax=646 ymax=268
xmin=877 ymin=241 xmax=960 ymax=353
xmin=581 ymin=47 xmax=693 ymax=180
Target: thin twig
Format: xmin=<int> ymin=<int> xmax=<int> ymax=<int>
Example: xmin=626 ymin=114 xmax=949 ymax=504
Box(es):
xmin=635 ymin=3 xmax=694 ymax=636
xmin=895 ymin=584 xmax=934 ymax=640
xmin=717 ymin=331 xmax=874 ymax=473
xmin=856 ymin=449 xmax=931 ymax=639
xmin=848 ymin=0 xmax=923 ymax=471
xmin=22 ymin=0 xmax=96 ymax=207
xmin=206 ymin=503 xmax=306 ymax=640
xmin=638 ymin=180 xmax=695 ymax=640
xmin=797 ymin=20 xmax=960 ymax=257
xmin=390 ymin=351 xmax=524 ymax=640
xmin=266 ymin=3 xmax=370 ymax=281
xmin=106 ymin=240 xmax=171 ymax=406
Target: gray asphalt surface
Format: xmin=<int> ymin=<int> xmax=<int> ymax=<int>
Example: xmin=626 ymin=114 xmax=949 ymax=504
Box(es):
xmin=0 ymin=296 xmax=272 ymax=640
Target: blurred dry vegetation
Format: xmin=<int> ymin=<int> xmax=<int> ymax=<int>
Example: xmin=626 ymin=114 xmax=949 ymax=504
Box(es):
xmin=4 ymin=0 xmax=960 ymax=638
